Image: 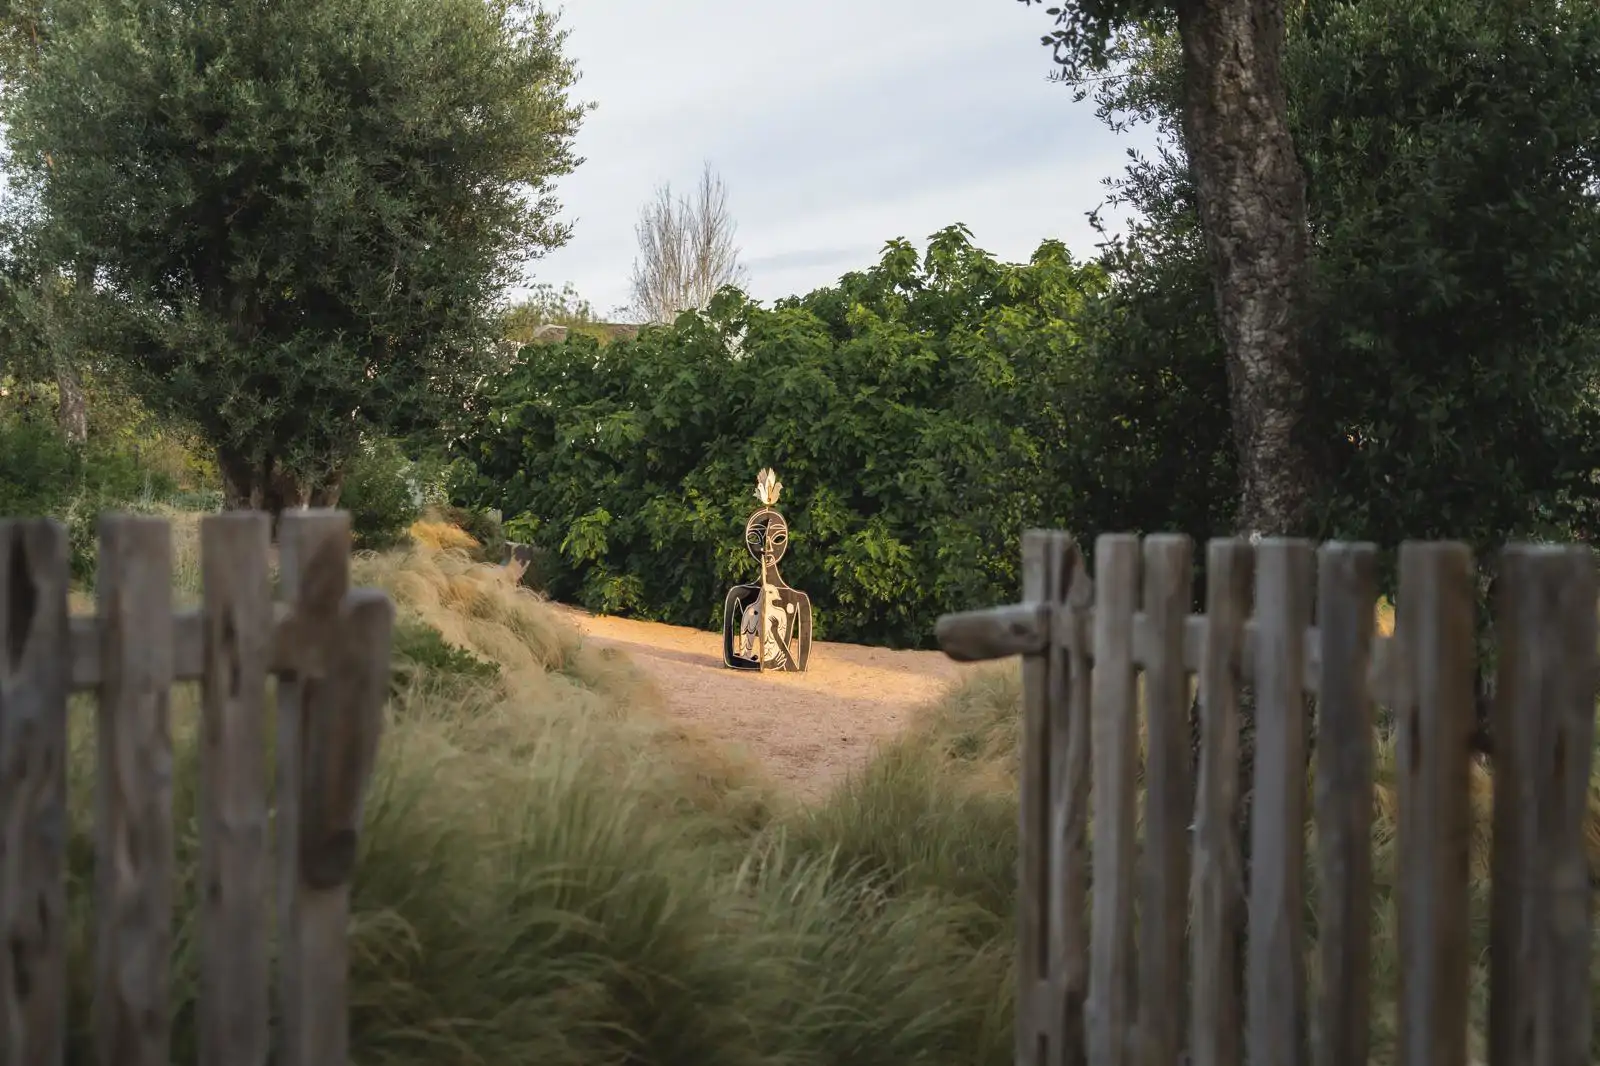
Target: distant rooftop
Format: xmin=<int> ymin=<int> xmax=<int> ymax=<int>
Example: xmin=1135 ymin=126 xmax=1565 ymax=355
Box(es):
xmin=522 ymin=322 xmax=642 ymax=345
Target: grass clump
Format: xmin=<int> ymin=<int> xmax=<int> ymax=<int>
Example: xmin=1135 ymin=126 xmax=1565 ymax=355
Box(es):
xmin=60 ymin=538 xmax=1020 ymax=1066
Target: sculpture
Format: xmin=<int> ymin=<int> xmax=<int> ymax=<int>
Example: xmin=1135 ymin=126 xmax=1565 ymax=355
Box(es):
xmin=722 ymin=468 xmax=812 ymax=672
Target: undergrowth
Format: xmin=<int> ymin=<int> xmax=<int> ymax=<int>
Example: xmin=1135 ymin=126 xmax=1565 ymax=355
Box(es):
xmin=55 ymin=522 xmax=1575 ymax=1065
xmin=58 ymin=532 xmax=1009 ymax=1066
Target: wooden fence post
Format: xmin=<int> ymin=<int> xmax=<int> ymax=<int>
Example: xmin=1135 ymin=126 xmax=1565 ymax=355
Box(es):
xmin=1394 ymin=541 xmax=1474 ymax=1066
xmin=934 ymin=531 xmax=1089 ymax=1066
xmin=1043 ymin=532 xmax=1092 ymax=1066
xmin=0 ymin=519 xmax=71 ymax=1066
xmin=1488 ymin=545 xmax=1596 ymax=1066
xmin=1312 ymin=542 xmax=1378 ymax=1066
xmin=1048 ymin=531 xmax=1093 ymax=1066
xmin=1089 ymin=534 xmax=1139 ymax=1066
xmin=1016 ymin=531 xmax=1084 ymax=1066
xmin=1190 ymin=538 xmax=1252 ymax=1066
xmin=1136 ymin=535 xmax=1193 ymax=1066
xmin=1248 ymin=538 xmax=1314 ymax=1066
xmin=275 ymin=510 xmax=392 ymax=1066
xmin=199 ymin=512 xmax=273 ymax=1066
xmin=94 ymin=515 xmax=176 ymax=1066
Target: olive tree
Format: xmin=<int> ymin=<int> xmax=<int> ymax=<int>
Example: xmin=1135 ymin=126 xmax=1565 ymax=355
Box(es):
xmin=3 ymin=0 xmax=587 ymax=515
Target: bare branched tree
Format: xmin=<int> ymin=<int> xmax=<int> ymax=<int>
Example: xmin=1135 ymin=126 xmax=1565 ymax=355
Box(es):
xmin=627 ymin=162 xmax=748 ymax=324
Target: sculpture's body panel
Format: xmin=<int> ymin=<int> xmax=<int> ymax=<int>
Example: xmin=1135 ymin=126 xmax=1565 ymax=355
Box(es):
xmin=722 ymin=472 xmax=812 ymax=672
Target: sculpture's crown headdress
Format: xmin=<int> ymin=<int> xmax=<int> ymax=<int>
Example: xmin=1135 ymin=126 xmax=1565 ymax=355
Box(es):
xmin=754 ymin=468 xmax=782 ymax=507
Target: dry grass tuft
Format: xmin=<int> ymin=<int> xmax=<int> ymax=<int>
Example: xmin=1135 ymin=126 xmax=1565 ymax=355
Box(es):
xmin=409 ymin=518 xmax=480 ymax=553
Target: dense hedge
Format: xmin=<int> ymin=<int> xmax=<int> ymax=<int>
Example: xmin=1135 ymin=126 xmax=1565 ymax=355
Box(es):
xmin=452 ymin=227 xmax=1230 ymax=648
xmin=456 ymin=1 xmax=1600 ymax=648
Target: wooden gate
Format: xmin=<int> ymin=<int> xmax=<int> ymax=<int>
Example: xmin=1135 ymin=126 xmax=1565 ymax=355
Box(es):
xmin=937 ymin=532 xmax=1594 ymax=1066
xmin=0 ymin=509 xmax=393 ymax=1066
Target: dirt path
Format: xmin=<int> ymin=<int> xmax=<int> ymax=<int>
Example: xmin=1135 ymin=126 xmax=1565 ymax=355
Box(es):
xmin=559 ymin=607 xmax=981 ymax=800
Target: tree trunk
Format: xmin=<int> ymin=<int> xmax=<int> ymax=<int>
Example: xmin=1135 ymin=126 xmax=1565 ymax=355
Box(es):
xmin=307 ymin=467 xmax=344 ymax=509
xmin=218 ymin=446 xmax=264 ymax=511
xmin=56 ymin=259 xmax=96 ymax=446
xmin=1175 ymin=0 xmax=1316 ymax=539
xmin=217 ymin=447 xmax=314 ymax=539
xmin=55 ymin=362 xmax=87 ymax=445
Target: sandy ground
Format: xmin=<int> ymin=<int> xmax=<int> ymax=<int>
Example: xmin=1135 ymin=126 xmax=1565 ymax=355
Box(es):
xmin=558 ymin=607 xmax=981 ymax=800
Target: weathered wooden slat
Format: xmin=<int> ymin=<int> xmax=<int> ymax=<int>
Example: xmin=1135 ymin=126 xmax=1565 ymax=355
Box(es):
xmin=199 ymin=513 xmax=272 ymax=1066
xmin=277 ymin=509 xmax=396 ymax=1066
xmin=936 ymin=601 xmax=1051 ymax=662
xmin=1394 ymin=541 xmax=1474 ymax=1066
xmin=1135 ymin=534 xmax=1193 ymax=1066
xmin=68 ymin=604 xmax=290 ymax=690
xmin=276 ymin=510 xmax=350 ymax=1066
xmin=1046 ymin=532 xmax=1091 ymax=1066
xmin=1487 ymin=545 xmax=1596 ymax=1066
xmin=1189 ymin=539 xmax=1252 ymax=1066
xmin=1312 ymin=542 xmax=1378 ymax=1066
xmin=935 ymin=602 xmax=1373 ymax=701
xmin=1089 ymin=533 xmax=1140 ymax=1066
xmin=0 ymin=519 xmax=71 ymax=1066
xmin=1163 ymin=614 xmax=1323 ymax=697
xmin=1248 ymin=538 xmax=1313 ymax=1066
xmin=1017 ymin=531 xmax=1054 ymax=1066
xmin=93 ymin=515 xmax=176 ymax=1066
xmin=291 ymin=586 xmax=391 ymax=1064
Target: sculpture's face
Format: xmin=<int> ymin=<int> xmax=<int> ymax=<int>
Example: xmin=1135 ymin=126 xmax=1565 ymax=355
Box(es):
xmin=745 ymin=508 xmax=788 ymax=566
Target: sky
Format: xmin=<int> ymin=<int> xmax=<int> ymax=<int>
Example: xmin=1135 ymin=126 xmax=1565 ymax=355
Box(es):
xmin=526 ymin=0 xmax=1160 ymax=318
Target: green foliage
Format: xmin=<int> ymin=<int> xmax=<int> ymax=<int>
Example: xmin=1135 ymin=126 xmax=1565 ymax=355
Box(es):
xmin=340 ymin=438 xmax=424 ymax=551
xmin=3 ymin=0 xmax=587 ymax=495
xmin=0 ymin=406 xmax=176 ymax=579
xmin=1291 ymin=0 xmax=1600 ymax=551
xmin=0 ymin=411 xmax=82 ymax=517
xmin=454 ymin=227 xmax=1130 ymax=647
xmin=389 ymin=615 xmax=500 ymax=700
xmin=1076 ymin=0 xmax=1600 ymax=576
xmin=438 ymin=504 xmax=509 ymax=563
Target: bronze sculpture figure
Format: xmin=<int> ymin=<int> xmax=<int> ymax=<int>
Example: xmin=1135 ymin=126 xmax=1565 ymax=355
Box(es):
xmin=722 ymin=468 xmax=812 ymax=672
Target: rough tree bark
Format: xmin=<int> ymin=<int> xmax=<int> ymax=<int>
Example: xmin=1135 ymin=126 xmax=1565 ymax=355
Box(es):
xmin=217 ymin=447 xmax=326 ymax=538
xmin=1170 ymin=0 xmax=1317 ymax=912
xmin=54 ymin=361 xmax=87 ymax=444
xmin=1174 ymin=0 xmax=1316 ymax=539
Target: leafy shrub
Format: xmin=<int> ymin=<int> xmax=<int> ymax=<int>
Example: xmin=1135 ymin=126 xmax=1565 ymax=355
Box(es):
xmin=340 ymin=437 xmax=423 ymax=550
xmin=0 ymin=412 xmax=80 ymax=517
xmin=390 ymin=614 xmax=501 ymax=700
xmin=436 ymin=504 xmax=508 ymax=564
xmin=1073 ymin=0 xmax=1600 ymax=580
xmin=0 ymin=408 xmax=179 ymax=581
xmin=453 ymin=228 xmax=1155 ymax=647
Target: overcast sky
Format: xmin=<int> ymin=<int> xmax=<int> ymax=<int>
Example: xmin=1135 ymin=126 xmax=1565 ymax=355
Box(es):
xmin=527 ymin=0 xmax=1159 ymax=318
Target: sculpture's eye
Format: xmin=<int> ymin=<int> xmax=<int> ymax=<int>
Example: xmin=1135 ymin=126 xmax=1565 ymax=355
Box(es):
xmin=771 ymin=530 xmax=788 ymax=546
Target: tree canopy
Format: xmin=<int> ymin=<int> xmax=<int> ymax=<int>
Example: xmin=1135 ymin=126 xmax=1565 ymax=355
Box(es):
xmin=2 ymin=0 xmax=588 ymax=511
xmin=453 ymin=228 xmax=1133 ymax=647
xmin=1088 ymin=0 xmax=1600 ymax=552
xmin=451 ymin=0 xmax=1600 ymax=645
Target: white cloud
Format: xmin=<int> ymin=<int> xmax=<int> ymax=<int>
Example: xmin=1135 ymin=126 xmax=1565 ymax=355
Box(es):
xmin=527 ymin=0 xmax=1158 ymax=316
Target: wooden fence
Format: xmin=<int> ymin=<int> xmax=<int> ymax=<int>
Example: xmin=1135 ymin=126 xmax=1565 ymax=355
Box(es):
xmin=0 ymin=509 xmax=394 ymax=1066
xmin=936 ymin=532 xmax=1595 ymax=1066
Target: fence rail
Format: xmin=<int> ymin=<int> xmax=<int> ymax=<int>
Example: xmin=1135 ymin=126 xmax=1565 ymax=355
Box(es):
xmin=936 ymin=532 xmax=1596 ymax=1066
xmin=0 ymin=509 xmax=394 ymax=1066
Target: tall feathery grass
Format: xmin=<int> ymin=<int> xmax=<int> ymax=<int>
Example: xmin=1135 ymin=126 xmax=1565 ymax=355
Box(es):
xmin=58 ymin=529 xmax=1014 ymax=1066
xmin=59 ymin=519 xmax=1591 ymax=1065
